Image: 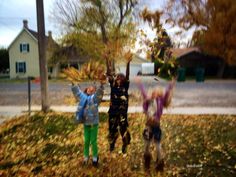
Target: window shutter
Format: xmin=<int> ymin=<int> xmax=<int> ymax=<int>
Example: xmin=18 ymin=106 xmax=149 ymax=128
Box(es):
xmin=16 ymin=62 xmax=18 ymax=73
xmin=27 ymin=44 xmax=30 ymax=52
xmin=20 ymin=44 xmax=22 ymax=52
xmin=23 ymin=62 xmax=26 ymax=73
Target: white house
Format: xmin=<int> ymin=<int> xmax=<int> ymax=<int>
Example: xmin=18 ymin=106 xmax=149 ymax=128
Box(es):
xmin=116 ymin=54 xmax=151 ymax=76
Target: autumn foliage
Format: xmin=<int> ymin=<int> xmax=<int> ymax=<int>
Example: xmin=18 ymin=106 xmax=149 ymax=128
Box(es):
xmin=164 ymin=0 xmax=236 ymax=66
xmin=140 ymin=8 xmax=178 ymax=79
xmin=61 ymin=61 xmax=106 ymax=84
xmin=0 ymin=113 xmax=235 ymax=176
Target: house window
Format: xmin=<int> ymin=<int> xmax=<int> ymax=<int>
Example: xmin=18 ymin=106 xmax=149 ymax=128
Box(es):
xmin=48 ymin=67 xmax=53 ymax=73
xmin=69 ymin=63 xmax=79 ymax=69
xmin=16 ymin=62 xmax=26 ymax=73
xmin=20 ymin=43 xmax=30 ymax=53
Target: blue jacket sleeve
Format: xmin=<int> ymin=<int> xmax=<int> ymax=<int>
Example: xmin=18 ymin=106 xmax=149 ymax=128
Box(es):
xmin=71 ymin=85 xmax=86 ymax=100
xmin=71 ymin=85 xmax=88 ymax=123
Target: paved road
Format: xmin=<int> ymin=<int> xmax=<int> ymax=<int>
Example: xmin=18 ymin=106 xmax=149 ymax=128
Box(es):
xmin=1 ymin=77 xmax=236 ymax=107
xmin=0 ymin=77 xmax=236 ymax=121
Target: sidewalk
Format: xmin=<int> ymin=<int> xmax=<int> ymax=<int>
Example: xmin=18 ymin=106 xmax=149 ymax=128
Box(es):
xmin=1 ymin=105 xmax=236 ymax=123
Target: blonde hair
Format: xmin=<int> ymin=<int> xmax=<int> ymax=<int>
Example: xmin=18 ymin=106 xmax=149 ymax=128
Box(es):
xmin=151 ymin=87 xmax=173 ymax=108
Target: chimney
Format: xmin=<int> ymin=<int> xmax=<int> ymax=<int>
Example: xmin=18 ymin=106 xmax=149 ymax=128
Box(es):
xmin=23 ymin=20 xmax=28 ymax=29
xmin=48 ymin=31 xmax=52 ymax=38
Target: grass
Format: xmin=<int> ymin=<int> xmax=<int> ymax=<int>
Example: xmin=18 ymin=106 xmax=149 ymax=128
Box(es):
xmin=0 ymin=113 xmax=235 ymax=176
xmin=0 ymin=78 xmax=28 ymax=83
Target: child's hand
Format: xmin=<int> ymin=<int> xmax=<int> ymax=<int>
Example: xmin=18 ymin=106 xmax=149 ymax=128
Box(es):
xmin=99 ymin=74 xmax=107 ymax=84
xmin=71 ymin=81 xmax=80 ymax=86
xmin=124 ymin=50 xmax=133 ymax=63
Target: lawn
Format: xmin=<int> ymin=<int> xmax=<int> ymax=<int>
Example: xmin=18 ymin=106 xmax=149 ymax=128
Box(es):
xmin=0 ymin=113 xmax=235 ymax=176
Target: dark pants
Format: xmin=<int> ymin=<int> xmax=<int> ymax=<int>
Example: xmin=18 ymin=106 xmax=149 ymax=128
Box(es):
xmin=143 ymin=125 xmax=162 ymax=143
xmin=108 ymin=113 xmax=131 ymax=148
xmin=143 ymin=125 xmax=163 ymax=169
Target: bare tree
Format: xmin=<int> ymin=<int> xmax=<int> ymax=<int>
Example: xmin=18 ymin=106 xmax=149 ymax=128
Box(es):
xmin=51 ymin=0 xmax=139 ymax=75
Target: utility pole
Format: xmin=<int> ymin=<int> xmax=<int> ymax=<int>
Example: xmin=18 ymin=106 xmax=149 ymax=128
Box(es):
xmin=36 ymin=0 xmax=49 ymax=112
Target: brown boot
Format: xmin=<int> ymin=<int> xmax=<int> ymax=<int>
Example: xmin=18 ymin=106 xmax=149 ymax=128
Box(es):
xmin=144 ymin=153 xmax=152 ymax=170
xmin=156 ymin=159 xmax=164 ymax=172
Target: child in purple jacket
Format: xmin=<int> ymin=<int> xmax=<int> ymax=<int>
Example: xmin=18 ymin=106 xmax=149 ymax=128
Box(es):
xmin=135 ymin=77 xmax=175 ymax=171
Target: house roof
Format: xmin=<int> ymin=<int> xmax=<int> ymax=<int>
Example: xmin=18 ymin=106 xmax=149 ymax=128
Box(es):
xmin=56 ymin=44 xmax=89 ymax=63
xmin=117 ymin=54 xmax=150 ymax=65
xmin=27 ymin=29 xmax=52 ymax=45
xmin=170 ymin=47 xmax=201 ymax=58
xmin=8 ymin=21 xmax=52 ymax=50
xmin=27 ymin=29 xmax=40 ymax=40
xmin=132 ymin=54 xmax=150 ymax=64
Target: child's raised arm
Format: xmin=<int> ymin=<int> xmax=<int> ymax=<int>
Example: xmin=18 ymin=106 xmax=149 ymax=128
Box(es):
xmin=125 ymin=50 xmax=133 ymax=81
xmin=135 ymin=77 xmax=147 ymax=99
xmin=93 ymin=74 xmax=106 ymax=104
xmin=71 ymin=84 xmax=86 ymax=100
xmin=94 ymin=84 xmax=104 ymax=105
xmin=163 ymin=79 xmax=175 ymax=107
xmin=135 ymin=77 xmax=150 ymax=114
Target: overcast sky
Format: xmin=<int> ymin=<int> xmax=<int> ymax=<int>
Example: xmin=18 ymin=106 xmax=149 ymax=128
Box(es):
xmin=0 ymin=0 xmax=192 ymax=48
xmin=0 ymin=0 xmax=54 ymax=47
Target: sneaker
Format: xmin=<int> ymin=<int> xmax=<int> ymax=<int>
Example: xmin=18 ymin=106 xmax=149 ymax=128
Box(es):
xmin=110 ymin=143 xmax=115 ymax=152
xmin=144 ymin=153 xmax=151 ymax=170
xmin=92 ymin=156 xmax=99 ymax=167
xmin=122 ymin=144 xmax=127 ymax=154
xmin=83 ymin=159 xmax=88 ymax=166
xmin=156 ymin=159 xmax=164 ymax=172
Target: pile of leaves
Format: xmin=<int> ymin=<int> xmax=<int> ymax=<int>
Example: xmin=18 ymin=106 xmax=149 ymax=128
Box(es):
xmin=62 ymin=61 xmax=106 ymax=84
xmin=0 ymin=113 xmax=235 ymax=176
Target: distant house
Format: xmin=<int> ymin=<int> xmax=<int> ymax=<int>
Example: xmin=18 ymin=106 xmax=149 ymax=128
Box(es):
xmin=8 ymin=20 xmax=55 ymax=79
xmin=53 ymin=44 xmax=89 ymax=72
xmin=116 ymin=54 xmax=150 ymax=76
xmin=171 ymin=47 xmax=223 ymax=77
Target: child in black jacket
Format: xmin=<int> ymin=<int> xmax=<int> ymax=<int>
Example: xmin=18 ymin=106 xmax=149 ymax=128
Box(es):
xmin=107 ymin=58 xmax=132 ymax=153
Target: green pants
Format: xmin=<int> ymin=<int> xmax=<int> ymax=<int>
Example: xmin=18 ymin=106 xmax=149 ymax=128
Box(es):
xmin=83 ymin=124 xmax=98 ymax=158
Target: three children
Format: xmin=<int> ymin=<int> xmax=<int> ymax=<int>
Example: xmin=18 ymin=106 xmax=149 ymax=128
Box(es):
xmin=71 ymin=66 xmax=175 ymax=171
